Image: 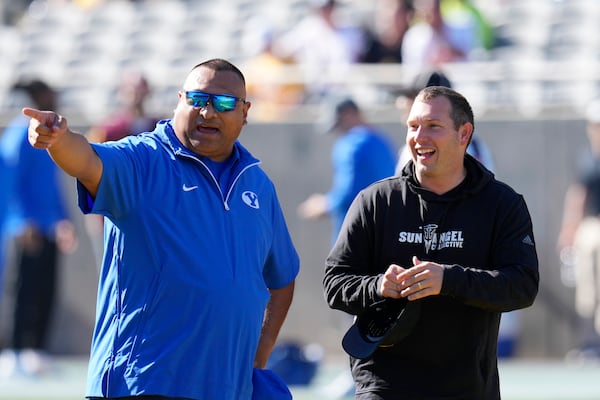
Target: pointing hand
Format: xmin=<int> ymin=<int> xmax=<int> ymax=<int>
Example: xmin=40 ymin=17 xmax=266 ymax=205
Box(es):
xmin=22 ymin=107 xmax=68 ymax=149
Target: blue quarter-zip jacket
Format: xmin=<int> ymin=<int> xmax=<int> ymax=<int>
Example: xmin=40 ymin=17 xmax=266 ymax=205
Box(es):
xmin=77 ymin=120 xmax=299 ymax=400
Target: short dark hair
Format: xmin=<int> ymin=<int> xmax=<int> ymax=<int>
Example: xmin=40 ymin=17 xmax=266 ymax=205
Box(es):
xmin=12 ymin=79 xmax=53 ymax=99
xmin=191 ymin=58 xmax=246 ymax=85
xmin=417 ymin=86 xmax=474 ymax=132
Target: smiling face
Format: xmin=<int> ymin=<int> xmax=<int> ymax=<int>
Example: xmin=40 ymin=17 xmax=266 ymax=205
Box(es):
xmin=173 ymin=65 xmax=251 ymax=161
xmin=406 ymin=93 xmax=472 ymax=194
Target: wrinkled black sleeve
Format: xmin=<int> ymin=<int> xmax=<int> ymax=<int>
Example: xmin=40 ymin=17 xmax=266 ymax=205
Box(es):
xmin=323 ymin=189 xmax=390 ymax=316
xmin=441 ymin=194 xmax=539 ymax=312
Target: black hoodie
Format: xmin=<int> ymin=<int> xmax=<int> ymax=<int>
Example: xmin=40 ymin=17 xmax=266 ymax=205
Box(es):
xmin=323 ymin=154 xmax=539 ymax=399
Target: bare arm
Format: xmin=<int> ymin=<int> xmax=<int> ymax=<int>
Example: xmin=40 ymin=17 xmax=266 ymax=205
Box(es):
xmin=23 ymin=107 xmax=103 ymax=197
xmin=557 ymin=183 xmax=587 ymax=251
xmin=254 ymin=281 xmax=295 ymax=368
xmin=297 ymin=193 xmax=329 ymax=220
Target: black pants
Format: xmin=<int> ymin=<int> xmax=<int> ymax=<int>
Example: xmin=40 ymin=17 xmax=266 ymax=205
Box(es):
xmin=11 ymin=234 xmax=58 ymax=350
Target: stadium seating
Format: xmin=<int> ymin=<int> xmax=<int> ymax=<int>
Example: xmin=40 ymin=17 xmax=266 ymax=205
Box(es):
xmin=0 ymin=0 xmax=599 ymax=125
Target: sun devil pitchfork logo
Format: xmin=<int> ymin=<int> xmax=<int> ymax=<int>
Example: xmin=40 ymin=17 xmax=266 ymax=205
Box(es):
xmin=422 ymin=224 xmax=438 ymax=253
xmin=242 ymin=191 xmax=260 ymax=209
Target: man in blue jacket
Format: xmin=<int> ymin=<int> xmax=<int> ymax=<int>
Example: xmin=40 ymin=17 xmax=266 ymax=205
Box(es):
xmin=23 ymin=59 xmax=299 ymax=400
xmin=324 ymin=86 xmax=539 ymax=399
xmin=298 ymin=98 xmax=396 ymax=243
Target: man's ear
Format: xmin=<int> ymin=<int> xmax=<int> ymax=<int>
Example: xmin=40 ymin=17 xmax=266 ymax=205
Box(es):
xmin=459 ymin=122 xmax=474 ymax=146
xmin=242 ymin=101 xmax=251 ymax=126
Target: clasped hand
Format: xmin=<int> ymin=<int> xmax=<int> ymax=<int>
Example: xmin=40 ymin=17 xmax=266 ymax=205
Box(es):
xmin=379 ymin=256 xmax=444 ymax=301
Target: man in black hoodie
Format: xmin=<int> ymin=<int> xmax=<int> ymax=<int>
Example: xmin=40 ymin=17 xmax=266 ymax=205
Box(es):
xmin=323 ymin=86 xmax=539 ymax=399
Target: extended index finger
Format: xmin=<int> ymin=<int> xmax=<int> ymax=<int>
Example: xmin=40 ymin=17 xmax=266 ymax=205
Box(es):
xmin=22 ymin=107 xmax=44 ymax=119
xmin=22 ymin=107 xmax=58 ymax=128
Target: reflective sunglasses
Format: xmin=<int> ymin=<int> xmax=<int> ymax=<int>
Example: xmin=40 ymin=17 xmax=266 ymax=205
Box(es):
xmin=184 ymin=90 xmax=245 ymax=112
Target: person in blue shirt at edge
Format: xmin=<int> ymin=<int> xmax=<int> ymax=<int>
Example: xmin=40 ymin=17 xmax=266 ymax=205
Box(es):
xmin=297 ymin=98 xmax=397 ymax=243
xmin=22 ymin=58 xmax=299 ymax=400
xmin=0 ymin=155 xmax=9 ymax=298
xmin=0 ymin=79 xmax=77 ymax=377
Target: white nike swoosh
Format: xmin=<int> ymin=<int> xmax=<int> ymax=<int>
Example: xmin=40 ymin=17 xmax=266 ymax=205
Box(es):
xmin=183 ymin=184 xmax=199 ymax=192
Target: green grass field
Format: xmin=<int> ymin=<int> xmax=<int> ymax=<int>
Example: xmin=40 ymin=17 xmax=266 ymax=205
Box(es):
xmin=1 ymin=357 xmax=600 ymax=400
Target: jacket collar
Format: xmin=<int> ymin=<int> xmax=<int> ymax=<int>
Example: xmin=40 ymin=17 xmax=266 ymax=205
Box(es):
xmin=152 ymin=119 xmax=260 ymax=167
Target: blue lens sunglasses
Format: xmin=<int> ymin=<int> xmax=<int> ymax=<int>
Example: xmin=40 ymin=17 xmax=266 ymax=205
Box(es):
xmin=184 ymin=90 xmax=246 ymax=112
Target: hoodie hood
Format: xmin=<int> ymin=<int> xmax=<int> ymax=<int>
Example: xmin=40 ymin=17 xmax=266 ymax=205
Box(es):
xmin=400 ymin=153 xmax=494 ymax=203
xmin=398 ymin=154 xmax=495 ymax=238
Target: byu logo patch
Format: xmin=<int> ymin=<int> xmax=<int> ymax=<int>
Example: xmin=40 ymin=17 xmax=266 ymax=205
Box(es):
xmin=242 ymin=191 xmax=260 ymax=209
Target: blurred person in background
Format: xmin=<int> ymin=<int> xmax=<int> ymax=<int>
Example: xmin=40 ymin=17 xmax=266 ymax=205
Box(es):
xmin=298 ymin=97 xmax=396 ymax=398
xmin=0 ymin=156 xmax=9 ymax=301
xmin=85 ymin=70 xmax=163 ymax=269
xmin=401 ymin=0 xmax=481 ymax=67
xmin=240 ymin=17 xmax=306 ymax=121
xmin=1 ymin=0 xmax=32 ymax=25
xmin=0 ymin=79 xmax=77 ymax=378
xmin=441 ymin=0 xmax=496 ymax=53
xmin=86 ymin=70 xmax=162 ymax=144
xmin=557 ymin=98 xmax=600 ymax=360
xmin=298 ymin=98 xmax=396 ymax=244
xmin=273 ymin=0 xmax=366 ymax=101
xmin=359 ymin=0 xmax=414 ymax=64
